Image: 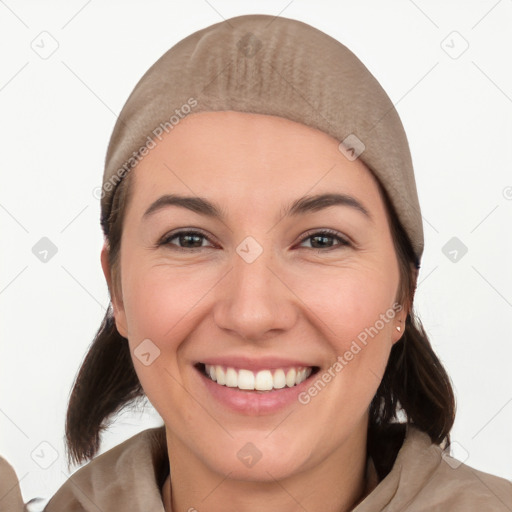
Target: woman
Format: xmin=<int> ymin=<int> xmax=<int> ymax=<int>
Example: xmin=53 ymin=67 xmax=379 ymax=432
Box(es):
xmin=1 ymin=13 xmax=510 ymax=511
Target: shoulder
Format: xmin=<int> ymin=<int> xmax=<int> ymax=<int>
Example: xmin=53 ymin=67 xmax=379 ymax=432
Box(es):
xmin=416 ymin=445 xmax=512 ymax=510
xmin=0 ymin=456 xmax=26 ymax=512
xmin=44 ymin=426 xmax=167 ymax=512
xmin=357 ymin=425 xmax=512 ymax=511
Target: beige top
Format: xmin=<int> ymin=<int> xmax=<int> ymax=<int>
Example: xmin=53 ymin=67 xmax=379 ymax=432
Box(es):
xmin=1 ymin=424 xmax=511 ymax=511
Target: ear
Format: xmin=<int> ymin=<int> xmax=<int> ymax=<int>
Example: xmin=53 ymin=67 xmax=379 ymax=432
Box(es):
xmin=390 ymin=296 xmax=410 ymax=345
xmin=391 ymin=310 xmax=406 ymax=345
xmin=391 ymin=261 xmax=418 ymax=345
xmin=100 ymin=241 xmax=128 ymax=338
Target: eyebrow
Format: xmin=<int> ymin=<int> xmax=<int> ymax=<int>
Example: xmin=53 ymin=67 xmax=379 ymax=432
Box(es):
xmin=142 ymin=193 xmax=371 ymax=222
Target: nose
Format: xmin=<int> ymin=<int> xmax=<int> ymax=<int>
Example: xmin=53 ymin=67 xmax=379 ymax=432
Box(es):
xmin=213 ymin=243 xmax=298 ymax=342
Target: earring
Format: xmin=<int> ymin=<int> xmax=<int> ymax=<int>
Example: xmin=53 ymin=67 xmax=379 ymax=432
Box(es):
xmin=396 ymin=326 xmax=401 ymax=332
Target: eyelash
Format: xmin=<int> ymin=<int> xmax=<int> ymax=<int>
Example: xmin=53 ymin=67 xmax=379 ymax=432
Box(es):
xmin=158 ymin=228 xmax=351 ymax=252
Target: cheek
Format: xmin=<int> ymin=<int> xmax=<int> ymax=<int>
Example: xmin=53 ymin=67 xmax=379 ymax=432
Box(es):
xmin=294 ymin=265 xmax=399 ymax=408
xmin=121 ymin=259 xmax=214 ymax=344
xmin=263 ymin=267 xmax=399 ymax=466
xmin=120 ymin=262 xmax=211 ymax=412
xmin=294 ymin=264 xmax=399 ymax=348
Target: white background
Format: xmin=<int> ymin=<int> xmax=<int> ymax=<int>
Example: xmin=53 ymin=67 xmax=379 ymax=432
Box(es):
xmin=1 ymin=0 xmax=511 ymax=504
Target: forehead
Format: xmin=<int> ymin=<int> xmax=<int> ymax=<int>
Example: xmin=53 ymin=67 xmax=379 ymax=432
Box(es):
xmin=129 ymin=111 xmax=383 ymax=213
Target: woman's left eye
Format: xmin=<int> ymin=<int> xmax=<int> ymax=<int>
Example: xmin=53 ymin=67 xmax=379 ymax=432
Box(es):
xmin=159 ymin=229 xmax=350 ymax=252
xmin=298 ymin=230 xmax=351 ymax=250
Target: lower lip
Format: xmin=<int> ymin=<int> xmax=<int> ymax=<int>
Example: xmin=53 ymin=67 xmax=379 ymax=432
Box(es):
xmin=196 ymin=366 xmax=317 ymax=415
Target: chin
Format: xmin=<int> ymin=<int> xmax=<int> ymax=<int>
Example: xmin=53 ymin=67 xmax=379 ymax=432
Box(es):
xmin=196 ymin=435 xmax=315 ymax=482
xmin=209 ymin=455 xmax=306 ymax=482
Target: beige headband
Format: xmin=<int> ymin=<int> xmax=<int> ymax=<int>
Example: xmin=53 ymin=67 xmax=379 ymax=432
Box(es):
xmin=100 ymin=14 xmax=424 ymax=266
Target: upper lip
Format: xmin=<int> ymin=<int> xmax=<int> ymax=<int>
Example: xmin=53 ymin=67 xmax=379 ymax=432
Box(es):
xmin=197 ymin=356 xmax=318 ymax=372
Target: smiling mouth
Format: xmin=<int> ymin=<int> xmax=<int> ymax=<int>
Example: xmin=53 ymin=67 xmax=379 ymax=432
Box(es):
xmin=195 ymin=363 xmax=320 ymax=392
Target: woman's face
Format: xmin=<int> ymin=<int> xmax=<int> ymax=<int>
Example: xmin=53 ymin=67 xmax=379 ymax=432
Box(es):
xmin=103 ymin=111 xmax=405 ymax=480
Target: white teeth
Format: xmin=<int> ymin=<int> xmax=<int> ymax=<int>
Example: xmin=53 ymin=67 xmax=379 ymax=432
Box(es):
xmin=273 ymin=369 xmax=286 ymax=389
xmin=285 ymin=368 xmax=296 ymax=387
xmin=203 ymin=364 xmax=313 ymax=391
xmin=255 ymin=370 xmax=273 ymax=390
xmin=216 ymin=367 xmax=226 ymax=385
xmin=226 ymin=368 xmax=238 ymax=387
xmin=238 ymin=369 xmax=255 ymax=390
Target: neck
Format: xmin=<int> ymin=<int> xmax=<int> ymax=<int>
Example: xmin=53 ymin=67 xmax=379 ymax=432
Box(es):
xmin=162 ymin=423 xmax=370 ymax=512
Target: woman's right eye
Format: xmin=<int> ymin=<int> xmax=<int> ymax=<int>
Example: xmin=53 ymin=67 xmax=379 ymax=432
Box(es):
xmin=159 ymin=230 xmax=216 ymax=251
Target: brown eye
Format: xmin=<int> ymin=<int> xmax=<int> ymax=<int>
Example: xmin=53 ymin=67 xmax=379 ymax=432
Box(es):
xmin=298 ymin=230 xmax=351 ymax=250
xmin=160 ymin=230 xmax=215 ymax=251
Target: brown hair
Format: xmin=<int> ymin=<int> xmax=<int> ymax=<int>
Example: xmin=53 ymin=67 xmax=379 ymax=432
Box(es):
xmin=65 ymin=164 xmax=456 ymax=476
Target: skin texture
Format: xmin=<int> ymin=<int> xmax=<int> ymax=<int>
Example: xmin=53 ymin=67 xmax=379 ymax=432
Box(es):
xmin=101 ymin=111 xmax=407 ymax=512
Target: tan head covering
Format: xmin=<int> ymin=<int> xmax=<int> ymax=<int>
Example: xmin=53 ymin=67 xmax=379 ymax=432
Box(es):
xmin=100 ymin=14 xmax=424 ymax=265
